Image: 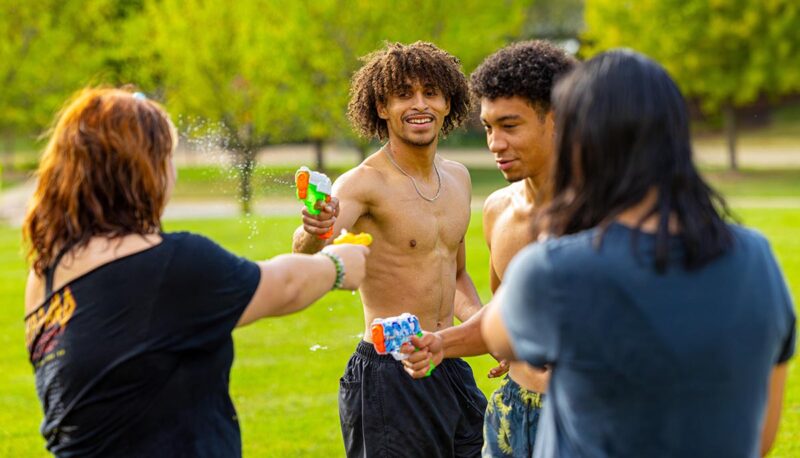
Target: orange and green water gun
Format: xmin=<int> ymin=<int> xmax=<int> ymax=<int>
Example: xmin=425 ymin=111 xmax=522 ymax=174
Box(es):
xmin=295 ymin=166 xmax=334 ymax=239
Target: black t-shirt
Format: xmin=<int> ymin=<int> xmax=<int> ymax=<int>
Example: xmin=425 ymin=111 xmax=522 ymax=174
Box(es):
xmin=25 ymin=232 xmax=261 ymax=457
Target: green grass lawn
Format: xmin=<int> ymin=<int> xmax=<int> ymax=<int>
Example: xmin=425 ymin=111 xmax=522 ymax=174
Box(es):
xmin=1 ymin=206 xmax=798 ymax=457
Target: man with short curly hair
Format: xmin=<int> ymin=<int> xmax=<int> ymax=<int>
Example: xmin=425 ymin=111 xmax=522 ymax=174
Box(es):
xmin=403 ymin=40 xmax=576 ymax=457
xmin=293 ymin=41 xmax=487 ymax=457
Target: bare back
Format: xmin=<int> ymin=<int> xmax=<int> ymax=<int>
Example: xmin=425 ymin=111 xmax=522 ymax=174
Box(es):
xmin=483 ymin=182 xmax=549 ymax=392
xmin=334 ymin=152 xmax=471 ymax=339
xmin=25 ymin=234 xmax=163 ymax=316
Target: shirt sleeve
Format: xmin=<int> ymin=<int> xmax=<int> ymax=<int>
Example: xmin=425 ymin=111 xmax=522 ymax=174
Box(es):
xmin=499 ymin=243 xmax=559 ymax=367
xmin=775 ymin=264 xmax=796 ymax=364
xmin=157 ymin=233 xmax=261 ymax=350
xmin=779 ymin=319 xmax=796 ymax=364
xmin=762 ymin=235 xmax=795 ymax=364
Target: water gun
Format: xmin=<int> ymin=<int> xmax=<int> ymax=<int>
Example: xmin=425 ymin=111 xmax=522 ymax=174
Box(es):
xmin=371 ymin=313 xmax=435 ymax=377
xmin=295 ymin=166 xmax=334 ymax=239
xmin=333 ymin=229 xmax=373 ymax=246
xmin=371 ymin=313 xmax=422 ymax=361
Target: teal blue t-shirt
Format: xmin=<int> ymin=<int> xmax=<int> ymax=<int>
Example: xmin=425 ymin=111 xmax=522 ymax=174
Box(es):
xmin=502 ymin=223 xmax=795 ymax=458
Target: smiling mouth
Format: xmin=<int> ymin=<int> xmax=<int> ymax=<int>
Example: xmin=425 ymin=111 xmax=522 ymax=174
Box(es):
xmin=405 ymin=115 xmax=434 ymax=125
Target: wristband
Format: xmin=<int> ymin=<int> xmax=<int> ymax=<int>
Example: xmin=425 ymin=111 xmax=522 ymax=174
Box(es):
xmin=320 ymin=251 xmax=345 ymax=290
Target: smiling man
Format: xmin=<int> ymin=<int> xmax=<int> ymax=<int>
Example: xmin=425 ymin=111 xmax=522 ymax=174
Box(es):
xmin=292 ymin=41 xmax=487 ymax=457
xmin=402 ymin=41 xmax=576 ymax=457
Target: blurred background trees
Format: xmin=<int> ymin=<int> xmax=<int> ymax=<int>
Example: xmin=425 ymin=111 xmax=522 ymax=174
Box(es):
xmin=583 ymin=0 xmax=800 ymax=170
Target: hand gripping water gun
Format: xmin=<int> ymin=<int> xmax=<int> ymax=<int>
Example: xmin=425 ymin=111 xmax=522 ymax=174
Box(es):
xmin=371 ymin=313 xmax=435 ymax=376
xmin=332 ymin=229 xmax=373 ymax=246
xmin=295 ymin=166 xmax=334 ymax=239
xmin=371 ymin=313 xmax=422 ymax=360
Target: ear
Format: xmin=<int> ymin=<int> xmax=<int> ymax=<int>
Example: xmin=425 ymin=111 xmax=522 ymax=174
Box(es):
xmin=545 ymin=110 xmax=556 ymax=135
xmin=444 ymin=98 xmax=451 ymax=117
xmin=377 ymin=102 xmax=389 ymax=120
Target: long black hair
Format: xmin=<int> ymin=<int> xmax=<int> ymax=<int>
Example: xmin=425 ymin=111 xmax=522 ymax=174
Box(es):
xmin=545 ymin=50 xmax=733 ymax=272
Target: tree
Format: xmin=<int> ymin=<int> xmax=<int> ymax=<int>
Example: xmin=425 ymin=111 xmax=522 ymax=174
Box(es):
xmin=143 ymin=0 xmax=303 ymax=214
xmin=282 ymin=0 xmax=535 ymax=169
xmin=0 ymin=0 xmax=121 ymax=169
xmin=583 ymin=0 xmax=800 ymax=170
xmin=143 ymin=0 xmax=534 ymax=213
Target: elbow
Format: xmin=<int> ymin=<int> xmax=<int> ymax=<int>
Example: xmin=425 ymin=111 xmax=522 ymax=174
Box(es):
xmin=259 ymin=258 xmax=307 ymax=317
xmin=273 ymin=272 xmax=305 ymax=316
xmin=760 ymin=428 xmax=778 ymax=457
xmin=480 ymin=309 xmax=498 ymax=355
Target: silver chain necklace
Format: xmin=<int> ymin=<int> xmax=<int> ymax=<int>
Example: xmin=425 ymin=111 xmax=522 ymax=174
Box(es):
xmin=384 ymin=144 xmax=442 ymax=202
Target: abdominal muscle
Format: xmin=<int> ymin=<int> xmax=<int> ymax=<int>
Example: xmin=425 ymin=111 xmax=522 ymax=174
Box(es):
xmin=358 ymin=240 xmax=457 ymax=342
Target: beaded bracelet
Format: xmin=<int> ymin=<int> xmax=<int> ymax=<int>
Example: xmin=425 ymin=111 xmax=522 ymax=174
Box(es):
xmin=320 ymin=251 xmax=345 ymax=290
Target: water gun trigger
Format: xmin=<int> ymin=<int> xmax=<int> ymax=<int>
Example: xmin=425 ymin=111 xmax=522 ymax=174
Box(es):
xmin=372 ymin=324 xmax=386 ymax=354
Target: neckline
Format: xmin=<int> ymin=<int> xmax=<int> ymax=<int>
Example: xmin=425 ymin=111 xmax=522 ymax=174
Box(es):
xmin=383 ymin=144 xmax=442 ymax=202
xmin=24 ymin=237 xmax=168 ymax=320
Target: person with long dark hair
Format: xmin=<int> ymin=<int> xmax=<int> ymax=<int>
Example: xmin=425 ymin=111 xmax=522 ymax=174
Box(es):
xmin=23 ymin=87 xmax=369 ymax=457
xmin=481 ymin=50 xmax=795 ymax=457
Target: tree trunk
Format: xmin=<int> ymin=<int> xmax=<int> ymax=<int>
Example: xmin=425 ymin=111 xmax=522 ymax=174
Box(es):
xmin=314 ymin=139 xmax=324 ymax=172
xmin=723 ymin=103 xmax=738 ymax=171
xmin=237 ymin=148 xmax=255 ymax=215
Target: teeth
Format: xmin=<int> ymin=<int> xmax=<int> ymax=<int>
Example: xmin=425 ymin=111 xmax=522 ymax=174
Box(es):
xmin=408 ymin=118 xmax=432 ymax=124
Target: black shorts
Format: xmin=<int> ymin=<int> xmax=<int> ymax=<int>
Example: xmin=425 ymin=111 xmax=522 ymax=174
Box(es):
xmin=339 ymin=341 xmax=487 ymax=458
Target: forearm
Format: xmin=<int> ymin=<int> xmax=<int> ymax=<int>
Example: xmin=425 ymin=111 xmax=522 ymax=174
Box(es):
xmin=292 ymin=225 xmax=329 ymax=254
xmin=440 ymin=307 xmax=489 ymax=358
xmin=237 ymin=253 xmax=336 ymax=325
xmin=481 ymin=299 xmax=516 ymax=361
xmin=453 ymin=272 xmax=482 ymax=321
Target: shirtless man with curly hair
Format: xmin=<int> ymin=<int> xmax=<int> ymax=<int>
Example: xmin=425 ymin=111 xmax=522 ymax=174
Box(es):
xmin=292 ymin=41 xmax=487 ymax=458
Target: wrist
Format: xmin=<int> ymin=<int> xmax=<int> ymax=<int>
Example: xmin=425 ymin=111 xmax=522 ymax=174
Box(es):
xmin=319 ymin=251 xmax=345 ymax=290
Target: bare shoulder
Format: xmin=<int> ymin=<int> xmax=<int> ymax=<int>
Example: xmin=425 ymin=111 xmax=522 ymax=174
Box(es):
xmin=332 ymin=157 xmax=387 ymax=198
xmin=483 ymin=183 xmax=516 ymax=218
xmin=439 ymin=157 xmax=471 ymax=183
xmin=25 ymin=269 xmax=44 ymax=316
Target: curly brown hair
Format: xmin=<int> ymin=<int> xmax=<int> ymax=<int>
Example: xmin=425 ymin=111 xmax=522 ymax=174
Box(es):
xmin=347 ymin=41 xmax=471 ymax=140
xmin=471 ymin=40 xmax=577 ymax=115
xmin=23 ymin=88 xmax=175 ymax=276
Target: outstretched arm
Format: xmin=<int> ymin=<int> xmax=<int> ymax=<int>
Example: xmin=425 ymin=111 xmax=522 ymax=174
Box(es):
xmin=481 ymin=290 xmax=517 ymax=362
xmin=403 ymin=306 xmax=495 ymax=379
xmin=237 ymin=244 xmax=369 ymax=326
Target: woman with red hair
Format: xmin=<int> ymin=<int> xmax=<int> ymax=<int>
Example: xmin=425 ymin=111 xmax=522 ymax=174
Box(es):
xmin=23 ymin=88 xmax=368 ymax=457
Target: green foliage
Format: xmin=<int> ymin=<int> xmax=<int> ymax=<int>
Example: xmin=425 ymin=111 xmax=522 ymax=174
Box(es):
xmin=583 ymin=0 xmax=800 ymax=114
xmin=0 ymin=0 xmax=125 ymax=140
xmin=130 ymin=0 xmax=534 ymax=211
xmin=140 ymin=0 xmax=533 ymax=147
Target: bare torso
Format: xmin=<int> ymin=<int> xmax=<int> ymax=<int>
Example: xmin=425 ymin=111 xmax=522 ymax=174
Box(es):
xmin=336 ymin=151 xmax=472 ymax=339
xmin=484 ymin=181 xmax=549 ymax=392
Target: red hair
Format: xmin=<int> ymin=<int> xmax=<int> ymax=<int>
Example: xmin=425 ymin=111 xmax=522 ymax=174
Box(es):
xmin=23 ymin=88 xmax=175 ymax=276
